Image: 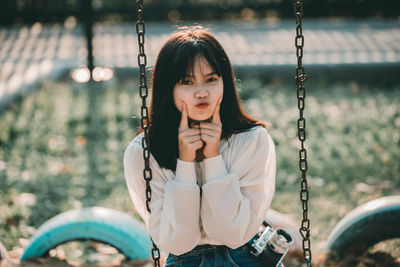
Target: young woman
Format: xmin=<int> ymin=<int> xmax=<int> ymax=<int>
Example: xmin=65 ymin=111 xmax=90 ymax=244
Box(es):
xmin=124 ymin=26 xmax=277 ymax=266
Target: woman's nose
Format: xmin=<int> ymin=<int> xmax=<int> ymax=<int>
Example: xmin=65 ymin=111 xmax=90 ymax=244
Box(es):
xmin=195 ymin=85 xmax=209 ymax=98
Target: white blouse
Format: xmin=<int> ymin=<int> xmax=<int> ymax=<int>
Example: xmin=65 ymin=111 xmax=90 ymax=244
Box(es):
xmin=123 ymin=126 xmax=276 ymax=255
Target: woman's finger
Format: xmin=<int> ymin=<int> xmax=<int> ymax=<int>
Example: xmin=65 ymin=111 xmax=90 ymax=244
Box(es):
xmin=179 ymin=102 xmax=189 ymax=130
xmin=179 ymin=128 xmax=201 ymax=137
xmin=183 ymin=135 xmax=202 ymax=143
xmin=199 ymin=122 xmax=221 ymax=132
xmin=212 ymin=97 xmax=222 ymax=124
xmin=199 ymin=128 xmax=219 ymax=137
xmin=190 ymin=140 xmax=204 ymax=149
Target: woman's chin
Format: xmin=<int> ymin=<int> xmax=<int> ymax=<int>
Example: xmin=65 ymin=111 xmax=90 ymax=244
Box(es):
xmin=189 ymin=115 xmax=213 ymax=123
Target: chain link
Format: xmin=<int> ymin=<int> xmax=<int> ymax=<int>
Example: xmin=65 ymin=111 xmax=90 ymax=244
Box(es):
xmin=293 ymin=1 xmax=312 ymax=266
xmin=136 ymin=0 xmax=161 ymax=266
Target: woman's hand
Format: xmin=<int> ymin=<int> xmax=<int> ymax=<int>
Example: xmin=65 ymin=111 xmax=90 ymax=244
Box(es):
xmin=199 ymin=97 xmax=222 ymax=159
xmin=178 ymin=102 xmax=203 ymax=162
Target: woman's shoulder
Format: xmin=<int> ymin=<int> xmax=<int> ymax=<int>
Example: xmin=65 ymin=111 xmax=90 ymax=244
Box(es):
xmin=124 ymin=133 xmax=172 ymax=181
xmin=124 ymin=133 xmax=145 ymax=159
xmin=229 ymin=125 xmax=271 ymax=144
xmin=222 ymin=125 xmax=272 ymax=153
xmin=222 ymin=126 xmax=274 ymax=164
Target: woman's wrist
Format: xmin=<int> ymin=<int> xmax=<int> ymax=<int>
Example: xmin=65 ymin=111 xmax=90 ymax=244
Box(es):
xmin=179 ymin=157 xmax=195 ymax=162
xmin=204 ymin=152 xmax=220 ymax=159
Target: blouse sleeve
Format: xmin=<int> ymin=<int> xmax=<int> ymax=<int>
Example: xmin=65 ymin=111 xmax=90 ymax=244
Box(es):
xmin=200 ymin=127 xmax=276 ymax=248
xmin=123 ymin=138 xmax=202 ymax=255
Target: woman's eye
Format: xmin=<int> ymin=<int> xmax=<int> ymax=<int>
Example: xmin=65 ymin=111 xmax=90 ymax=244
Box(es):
xmin=181 ymin=79 xmax=192 ymax=85
xmin=207 ymin=77 xmax=218 ymax=83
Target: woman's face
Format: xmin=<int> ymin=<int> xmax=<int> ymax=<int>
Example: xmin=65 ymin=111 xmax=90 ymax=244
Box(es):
xmin=173 ymin=55 xmax=223 ymax=122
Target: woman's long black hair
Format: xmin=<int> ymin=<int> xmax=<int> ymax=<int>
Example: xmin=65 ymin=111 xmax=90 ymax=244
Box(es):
xmin=138 ymin=26 xmax=265 ymax=171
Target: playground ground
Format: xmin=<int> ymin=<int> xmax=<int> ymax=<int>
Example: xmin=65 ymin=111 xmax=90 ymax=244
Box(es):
xmin=1 ymin=76 xmax=399 ymax=266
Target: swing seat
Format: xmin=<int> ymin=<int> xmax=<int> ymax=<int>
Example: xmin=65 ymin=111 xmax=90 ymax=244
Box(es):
xmin=326 ymin=195 xmax=400 ymax=257
xmin=21 ymin=207 xmax=152 ymax=261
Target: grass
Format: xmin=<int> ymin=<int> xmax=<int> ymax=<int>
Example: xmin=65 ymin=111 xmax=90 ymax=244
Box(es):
xmin=0 ymin=75 xmax=399 ymax=263
xmin=239 ymin=78 xmax=400 ymax=254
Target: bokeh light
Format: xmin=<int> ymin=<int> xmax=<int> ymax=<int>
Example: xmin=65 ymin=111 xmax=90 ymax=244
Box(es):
xmin=70 ymin=67 xmax=114 ymax=83
xmin=71 ymin=67 xmax=90 ymax=83
xmin=92 ymin=67 xmax=114 ymax=82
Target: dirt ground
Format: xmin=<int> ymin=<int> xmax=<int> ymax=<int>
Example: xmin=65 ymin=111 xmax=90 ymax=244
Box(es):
xmin=1 ymin=255 xmax=153 ymax=267
xmin=2 ymin=250 xmax=399 ymax=267
xmin=1 ymin=234 xmax=399 ymax=267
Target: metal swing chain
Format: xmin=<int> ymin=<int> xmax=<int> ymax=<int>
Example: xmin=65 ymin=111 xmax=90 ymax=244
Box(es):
xmin=294 ymin=0 xmax=312 ymax=266
xmin=135 ymin=1 xmax=311 ymax=266
xmin=135 ymin=0 xmax=161 ymax=266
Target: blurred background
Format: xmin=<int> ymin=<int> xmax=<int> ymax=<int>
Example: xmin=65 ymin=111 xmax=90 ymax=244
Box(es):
xmin=0 ymin=0 xmax=399 ymax=266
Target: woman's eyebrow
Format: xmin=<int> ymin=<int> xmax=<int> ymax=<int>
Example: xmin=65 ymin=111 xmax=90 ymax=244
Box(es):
xmin=204 ymin=72 xmax=217 ymax=76
xmin=184 ymin=72 xmax=217 ymax=78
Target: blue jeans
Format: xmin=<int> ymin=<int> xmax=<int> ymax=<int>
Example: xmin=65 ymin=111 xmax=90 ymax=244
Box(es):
xmin=165 ymin=236 xmax=284 ymax=267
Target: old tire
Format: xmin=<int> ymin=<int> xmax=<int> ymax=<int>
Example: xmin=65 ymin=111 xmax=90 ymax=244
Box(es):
xmin=21 ymin=207 xmax=151 ymax=261
xmin=326 ymin=195 xmax=400 ymax=257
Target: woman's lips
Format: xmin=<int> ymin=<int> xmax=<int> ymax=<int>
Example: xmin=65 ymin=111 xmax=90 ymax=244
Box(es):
xmin=196 ymin=103 xmax=209 ymax=109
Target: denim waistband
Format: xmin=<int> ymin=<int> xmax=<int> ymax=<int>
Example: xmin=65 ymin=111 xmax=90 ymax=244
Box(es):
xmin=171 ymin=234 xmax=259 ymax=258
